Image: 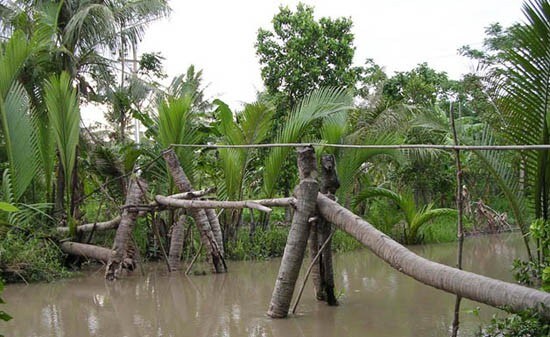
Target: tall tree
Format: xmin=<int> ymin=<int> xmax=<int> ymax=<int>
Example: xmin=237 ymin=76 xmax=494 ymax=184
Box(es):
xmin=256 ymin=3 xmax=360 ymax=115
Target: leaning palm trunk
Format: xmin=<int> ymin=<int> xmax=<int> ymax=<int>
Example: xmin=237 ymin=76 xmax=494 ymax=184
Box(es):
xmin=205 ymin=208 xmax=224 ymax=256
xmin=168 ymin=215 xmax=186 ymax=271
xmin=105 ymin=177 xmax=147 ymax=280
xmin=162 ymin=148 xmax=225 ymax=273
xmin=268 ymin=146 xmax=319 ymax=318
xmin=316 ymin=194 xmax=550 ymax=319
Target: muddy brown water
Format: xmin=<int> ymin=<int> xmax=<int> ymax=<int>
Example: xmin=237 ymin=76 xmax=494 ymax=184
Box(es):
xmin=3 ymin=233 xmax=526 ymax=337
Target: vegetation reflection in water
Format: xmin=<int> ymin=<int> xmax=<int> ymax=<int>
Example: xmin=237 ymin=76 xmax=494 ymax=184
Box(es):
xmin=4 ymin=233 xmax=524 ymax=337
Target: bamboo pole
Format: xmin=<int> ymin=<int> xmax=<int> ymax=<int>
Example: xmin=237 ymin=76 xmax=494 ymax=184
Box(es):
xmin=316 ymin=193 xmax=550 ymax=320
xmin=450 ymin=102 xmax=465 ymax=337
xmin=267 ymin=146 xmax=319 ymax=318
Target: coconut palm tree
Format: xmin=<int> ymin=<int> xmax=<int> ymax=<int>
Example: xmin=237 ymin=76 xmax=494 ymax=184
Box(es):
xmin=355 ymin=186 xmax=457 ymax=244
xmin=44 ymin=71 xmax=80 ymax=234
xmin=214 ymin=100 xmax=274 ymax=238
xmin=472 ymin=0 xmax=550 ymax=263
xmin=262 ymin=87 xmax=352 ymax=197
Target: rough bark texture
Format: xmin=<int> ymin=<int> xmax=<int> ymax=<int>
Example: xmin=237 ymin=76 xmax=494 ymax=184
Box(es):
xmin=155 ymin=195 xmax=272 ymax=213
xmin=308 ymin=219 xmax=325 ymax=300
xmin=268 ymin=146 xmax=319 ymax=318
xmin=168 ymin=215 xmax=186 ymax=271
xmin=318 ymin=154 xmax=338 ymax=306
xmin=105 ymin=177 xmax=146 ymax=281
xmin=57 ymin=216 xmax=121 ymax=234
xmin=168 ymin=188 xmax=215 ymax=200
xmin=60 ymin=242 xmax=113 ymax=262
xmin=316 ymin=193 xmax=550 ymax=320
xmin=162 ymin=148 xmax=225 ymax=273
xmin=205 ymin=208 xmax=224 ymax=256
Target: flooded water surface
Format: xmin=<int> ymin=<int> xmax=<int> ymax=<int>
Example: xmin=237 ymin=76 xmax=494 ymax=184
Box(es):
xmin=3 ymin=233 xmax=525 ymax=337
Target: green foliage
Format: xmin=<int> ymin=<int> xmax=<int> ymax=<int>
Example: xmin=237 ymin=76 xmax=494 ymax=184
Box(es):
xmin=225 ymin=226 xmax=289 ymax=260
xmin=156 ymin=94 xmax=199 ymax=184
xmin=0 ymin=31 xmax=39 ymax=202
xmin=469 ymin=0 xmax=550 ymax=265
xmin=44 ymin=71 xmax=80 ymax=233
xmin=0 ymin=278 xmax=12 ymax=337
xmin=263 ymin=87 xmax=351 ymax=197
xmin=477 ymin=310 xmax=550 ymax=337
xmin=215 ymin=100 xmax=274 ymax=201
xmin=331 ymin=230 xmax=363 ymax=252
xmin=513 ymin=218 xmax=550 ymax=286
xmin=382 ymin=63 xmax=454 ymax=106
xmin=0 ymin=231 xmax=69 ymax=283
xmin=256 ymin=3 xmax=359 ymax=106
xmin=355 ymin=186 xmax=457 ymax=244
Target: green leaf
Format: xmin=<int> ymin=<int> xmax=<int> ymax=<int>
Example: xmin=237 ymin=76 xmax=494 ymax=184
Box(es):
xmin=0 ymin=202 xmax=19 ymax=213
xmin=0 ymin=310 xmax=12 ymax=322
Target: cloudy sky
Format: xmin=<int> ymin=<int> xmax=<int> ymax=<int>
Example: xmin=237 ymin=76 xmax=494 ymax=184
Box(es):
xmin=139 ymin=0 xmax=525 ymax=111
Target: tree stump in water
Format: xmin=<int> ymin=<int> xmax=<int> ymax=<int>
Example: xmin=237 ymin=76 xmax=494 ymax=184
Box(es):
xmin=267 ymin=146 xmax=319 ymax=318
xmin=309 ymin=154 xmax=339 ymax=305
xmin=162 ymin=148 xmax=225 ymax=273
xmin=105 ymin=177 xmax=147 ymax=280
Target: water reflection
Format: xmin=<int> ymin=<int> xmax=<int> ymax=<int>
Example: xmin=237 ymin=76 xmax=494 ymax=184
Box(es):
xmin=4 ymin=233 xmax=525 ymax=337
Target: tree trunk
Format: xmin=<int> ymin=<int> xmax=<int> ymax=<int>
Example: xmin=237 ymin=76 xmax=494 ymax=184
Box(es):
xmin=268 ymin=146 xmax=319 ymax=318
xmin=312 ymin=154 xmax=339 ymax=306
xmin=308 ymin=219 xmax=325 ymax=300
xmin=168 ymin=215 xmax=186 ymax=271
xmin=316 ymin=193 xmax=550 ymax=320
xmin=205 ymin=208 xmax=224 ymax=256
xmin=57 ymin=216 xmax=121 ymax=234
xmin=60 ymin=242 xmax=113 ymax=263
xmin=162 ymin=148 xmax=225 ymax=273
xmin=105 ymin=177 xmax=146 ymax=280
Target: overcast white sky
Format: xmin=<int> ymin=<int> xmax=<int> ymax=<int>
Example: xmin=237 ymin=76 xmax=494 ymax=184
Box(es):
xmin=83 ymin=0 xmax=527 ymax=124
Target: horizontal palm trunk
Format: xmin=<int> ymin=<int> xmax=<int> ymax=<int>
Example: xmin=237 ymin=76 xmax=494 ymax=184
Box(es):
xmin=57 ymin=216 xmax=121 ymax=234
xmin=60 ymin=242 xmax=112 ymax=262
xmin=154 ymin=195 xmax=272 ymax=213
xmin=316 ymin=193 xmax=550 ymax=320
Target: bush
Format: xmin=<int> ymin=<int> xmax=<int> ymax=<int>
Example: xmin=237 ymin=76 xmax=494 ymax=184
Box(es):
xmin=477 ymin=310 xmax=550 ymax=337
xmin=225 ymin=226 xmax=289 ymax=260
xmin=0 ymin=232 xmax=70 ymax=283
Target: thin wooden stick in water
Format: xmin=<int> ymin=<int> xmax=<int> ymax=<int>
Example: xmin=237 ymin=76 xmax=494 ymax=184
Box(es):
xmin=185 ymin=242 xmax=203 ymax=275
xmin=291 ymin=229 xmax=335 ymax=314
xmin=450 ymin=102 xmax=465 ymax=337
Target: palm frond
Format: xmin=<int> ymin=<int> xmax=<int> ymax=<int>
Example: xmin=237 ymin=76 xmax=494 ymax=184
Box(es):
xmin=473 ymin=128 xmax=529 ymax=233
xmin=44 ymin=71 xmax=80 ymax=203
xmin=336 ymin=132 xmax=401 ymax=199
xmin=0 ymin=81 xmax=39 ymax=202
xmin=156 ymin=94 xmax=199 ymax=183
xmin=263 ymin=87 xmax=352 ymax=197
